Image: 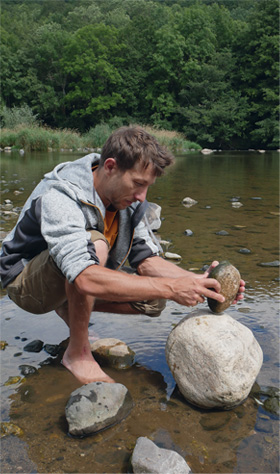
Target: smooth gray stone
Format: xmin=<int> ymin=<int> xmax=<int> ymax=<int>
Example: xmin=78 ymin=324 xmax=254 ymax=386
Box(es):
xmin=65 ymin=382 xmax=133 ymax=437
xmin=131 ymin=437 xmax=191 ymax=473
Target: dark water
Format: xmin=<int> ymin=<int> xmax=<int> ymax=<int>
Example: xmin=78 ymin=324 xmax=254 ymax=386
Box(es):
xmin=1 ymin=150 xmax=279 ymax=473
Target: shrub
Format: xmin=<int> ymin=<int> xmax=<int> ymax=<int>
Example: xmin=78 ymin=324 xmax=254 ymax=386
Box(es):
xmin=1 ymin=105 xmax=39 ymax=129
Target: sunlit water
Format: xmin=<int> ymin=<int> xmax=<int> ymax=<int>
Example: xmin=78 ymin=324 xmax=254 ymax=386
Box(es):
xmin=1 ymin=150 xmax=279 ymax=473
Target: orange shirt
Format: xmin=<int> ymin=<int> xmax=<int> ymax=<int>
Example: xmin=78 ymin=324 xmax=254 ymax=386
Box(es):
xmin=104 ymin=208 xmax=119 ymax=249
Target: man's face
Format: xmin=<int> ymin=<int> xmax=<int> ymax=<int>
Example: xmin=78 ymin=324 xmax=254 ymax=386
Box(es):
xmin=103 ymin=159 xmax=157 ymax=210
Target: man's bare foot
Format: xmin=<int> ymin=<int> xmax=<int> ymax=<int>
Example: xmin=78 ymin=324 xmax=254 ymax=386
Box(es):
xmin=62 ymin=348 xmax=115 ymax=385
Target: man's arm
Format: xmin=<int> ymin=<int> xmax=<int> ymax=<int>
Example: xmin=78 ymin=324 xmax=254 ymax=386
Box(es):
xmin=137 ymin=256 xmax=245 ymax=304
xmin=74 ymin=262 xmax=225 ymax=308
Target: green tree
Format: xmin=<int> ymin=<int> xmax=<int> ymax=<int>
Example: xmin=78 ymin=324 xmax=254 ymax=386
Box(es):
xmin=234 ymin=0 xmax=279 ymax=148
xmin=61 ymin=24 xmax=125 ymax=129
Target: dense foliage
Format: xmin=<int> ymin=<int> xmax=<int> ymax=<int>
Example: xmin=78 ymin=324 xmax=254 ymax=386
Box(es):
xmin=1 ymin=0 xmax=279 ymax=149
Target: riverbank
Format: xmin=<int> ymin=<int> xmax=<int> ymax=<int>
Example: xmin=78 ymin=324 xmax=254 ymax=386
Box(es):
xmin=0 ymin=124 xmax=201 ymax=153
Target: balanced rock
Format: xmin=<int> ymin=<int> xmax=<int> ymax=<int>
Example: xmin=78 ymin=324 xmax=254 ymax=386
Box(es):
xmin=65 ymin=382 xmax=133 ymax=437
xmin=131 ymin=437 xmax=191 ymax=474
xmin=207 ymin=260 xmax=240 ymax=313
xmin=165 ymin=309 xmax=263 ymax=409
xmin=90 ymin=338 xmax=135 ymax=369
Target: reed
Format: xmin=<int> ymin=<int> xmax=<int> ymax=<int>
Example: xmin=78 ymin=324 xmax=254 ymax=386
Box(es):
xmin=0 ymin=124 xmax=200 ymax=152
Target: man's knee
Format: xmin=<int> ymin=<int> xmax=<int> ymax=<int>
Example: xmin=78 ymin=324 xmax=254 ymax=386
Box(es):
xmin=129 ymin=298 xmax=166 ymax=317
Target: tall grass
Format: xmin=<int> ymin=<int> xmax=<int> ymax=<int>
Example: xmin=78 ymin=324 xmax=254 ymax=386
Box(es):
xmin=1 ymin=122 xmax=201 ymax=152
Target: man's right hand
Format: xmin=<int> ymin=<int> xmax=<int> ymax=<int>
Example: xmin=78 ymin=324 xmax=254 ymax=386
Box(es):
xmin=169 ymin=275 xmax=224 ymax=307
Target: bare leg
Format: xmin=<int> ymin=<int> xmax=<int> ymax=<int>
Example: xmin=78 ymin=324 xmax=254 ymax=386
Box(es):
xmin=57 ymin=239 xmax=114 ymax=385
xmin=61 ymin=280 xmax=114 ymax=384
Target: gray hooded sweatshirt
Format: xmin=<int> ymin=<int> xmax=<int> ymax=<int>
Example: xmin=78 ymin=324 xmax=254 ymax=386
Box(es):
xmin=0 ymin=154 xmax=160 ymax=288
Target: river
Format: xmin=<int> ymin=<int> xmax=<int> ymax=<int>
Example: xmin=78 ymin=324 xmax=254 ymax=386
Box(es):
xmin=1 ymin=149 xmax=279 ymax=473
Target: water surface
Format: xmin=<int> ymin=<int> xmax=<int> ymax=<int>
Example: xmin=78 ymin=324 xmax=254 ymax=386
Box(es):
xmin=1 ymin=150 xmax=279 ymax=473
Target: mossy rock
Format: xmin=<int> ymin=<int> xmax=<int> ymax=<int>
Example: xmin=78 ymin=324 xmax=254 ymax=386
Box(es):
xmin=207 ymin=260 xmax=240 ymax=314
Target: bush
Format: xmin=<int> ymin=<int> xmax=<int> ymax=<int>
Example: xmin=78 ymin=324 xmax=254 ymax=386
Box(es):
xmin=82 ymin=123 xmax=112 ymax=148
xmin=1 ymin=105 xmax=39 ymax=129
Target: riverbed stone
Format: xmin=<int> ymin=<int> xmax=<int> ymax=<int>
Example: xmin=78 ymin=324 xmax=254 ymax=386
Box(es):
xmin=182 ymin=196 xmax=198 ymax=207
xmin=207 ymin=260 xmax=240 ymax=313
xmin=165 ymin=309 xmax=263 ymax=409
xmin=257 ymin=260 xmax=280 ymax=267
xmin=165 ymin=252 xmax=182 ymax=261
xmin=23 ymin=340 xmax=44 ymax=352
xmin=65 ymin=382 xmax=133 ymax=437
xmin=90 ymin=338 xmax=135 ymax=369
xmin=131 ymin=437 xmax=191 ymax=474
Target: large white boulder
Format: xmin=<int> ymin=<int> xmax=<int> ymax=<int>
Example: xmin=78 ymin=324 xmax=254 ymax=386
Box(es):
xmin=165 ymin=309 xmax=263 ymax=409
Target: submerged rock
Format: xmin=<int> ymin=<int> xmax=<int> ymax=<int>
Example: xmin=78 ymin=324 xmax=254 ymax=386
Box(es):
xmin=90 ymin=338 xmax=135 ymax=369
xmin=19 ymin=365 xmax=38 ymax=376
xmin=131 ymin=437 xmax=191 ymax=474
xmin=215 ymin=230 xmax=229 ymax=236
xmin=23 ymin=340 xmax=44 ymax=353
xmin=165 ymin=309 xmax=263 ymax=409
xmin=1 ymin=422 xmax=24 ymax=438
xmin=257 ymin=260 xmax=280 ymax=267
xmin=207 ymin=260 xmax=240 ymax=313
xmin=65 ymin=382 xmax=133 ymax=437
xmin=182 ymin=197 xmax=198 ymax=208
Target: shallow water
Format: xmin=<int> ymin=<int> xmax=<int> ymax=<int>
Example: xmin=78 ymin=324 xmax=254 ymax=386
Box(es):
xmin=1 ymin=150 xmax=279 ymax=473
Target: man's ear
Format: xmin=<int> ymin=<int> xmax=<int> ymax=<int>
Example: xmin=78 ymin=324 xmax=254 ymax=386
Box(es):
xmin=103 ymin=158 xmax=117 ymax=174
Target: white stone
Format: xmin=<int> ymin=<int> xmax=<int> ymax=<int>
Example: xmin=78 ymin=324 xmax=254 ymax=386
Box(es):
xmin=182 ymin=196 xmax=198 ymax=207
xmin=200 ymin=148 xmax=214 ymax=154
xmin=165 ymin=309 xmax=263 ymax=409
xmin=165 ymin=252 xmax=182 ymax=261
xmin=131 ymin=437 xmax=191 ymax=474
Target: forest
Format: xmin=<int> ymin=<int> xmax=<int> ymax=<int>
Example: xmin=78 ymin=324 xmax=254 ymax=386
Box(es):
xmin=1 ymin=0 xmax=279 ymax=149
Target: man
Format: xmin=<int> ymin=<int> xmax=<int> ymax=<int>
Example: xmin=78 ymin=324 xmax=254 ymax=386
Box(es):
xmin=0 ymin=126 xmax=245 ymax=385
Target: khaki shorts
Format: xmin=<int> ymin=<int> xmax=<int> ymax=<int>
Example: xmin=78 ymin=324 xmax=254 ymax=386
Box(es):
xmin=7 ymin=231 xmax=165 ymax=317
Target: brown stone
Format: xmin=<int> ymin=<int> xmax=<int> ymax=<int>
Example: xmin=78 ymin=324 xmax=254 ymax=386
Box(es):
xmin=207 ymin=261 xmax=240 ymax=313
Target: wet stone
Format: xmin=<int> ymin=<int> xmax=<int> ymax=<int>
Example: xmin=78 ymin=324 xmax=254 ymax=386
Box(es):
xmin=4 ymin=376 xmax=22 ymax=386
xmin=207 ymin=260 xmax=241 ymax=313
xmin=257 ymin=260 xmax=280 ymax=267
xmin=19 ymin=365 xmax=38 ymax=376
xmin=0 ymin=340 xmax=8 ymax=350
xmin=263 ymin=397 xmax=280 ymax=416
xmin=239 ymin=248 xmax=251 ymax=254
xmin=44 ymin=344 xmax=60 ymax=357
xmin=90 ymin=338 xmax=135 ymax=369
xmin=23 ymin=339 xmax=44 ymax=352
xmin=65 ymin=382 xmax=134 ymax=437
xmin=131 ymin=437 xmax=191 ymax=474
xmin=200 ymin=412 xmax=231 ymax=431
xmin=215 ymin=230 xmax=229 ymax=236
xmin=184 ymin=229 xmax=193 ymax=237
xmin=1 ymin=422 xmax=24 ymax=438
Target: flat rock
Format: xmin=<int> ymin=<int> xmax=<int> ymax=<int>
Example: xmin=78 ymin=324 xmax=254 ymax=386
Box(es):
xmin=90 ymin=338 xmax=135 ymax=369
xmin=165 ymin=309 xmax=263 ymax=409
xmin=65 ymin=382 xmax=133 ymax=437
xmin=257 ymin=260 xmax=280 ymax=267
xmin=131 ymin=437 xmax=191 ymax=473
xmin=165 ymin=252 xmax=182 ymax=261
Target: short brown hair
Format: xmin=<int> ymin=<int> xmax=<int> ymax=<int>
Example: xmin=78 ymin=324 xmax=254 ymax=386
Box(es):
xmin=100 ymin=126 xmax=174 ymax=176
